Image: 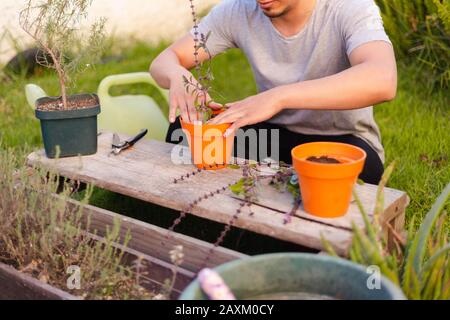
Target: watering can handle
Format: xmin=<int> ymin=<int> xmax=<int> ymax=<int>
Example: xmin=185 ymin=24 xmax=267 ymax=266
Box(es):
xmin=25 ymin=84 xmax=47 ymax=110
xmin=97 ymin=72 xmax=169 ymax=118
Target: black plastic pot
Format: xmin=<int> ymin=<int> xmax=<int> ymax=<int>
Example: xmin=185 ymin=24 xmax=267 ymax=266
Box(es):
xmin=35 ymin=94 xmax=101 ymax=158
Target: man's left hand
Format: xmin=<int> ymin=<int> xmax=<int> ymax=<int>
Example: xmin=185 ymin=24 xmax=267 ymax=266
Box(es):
xmin=208 ymin=89 xmax=283 ymax=137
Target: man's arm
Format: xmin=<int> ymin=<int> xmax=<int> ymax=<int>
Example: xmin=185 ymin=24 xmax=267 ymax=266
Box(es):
xmin=210 ymin=41 xmax=397 ymax=135
xmin=150 ymin=34 xmax=221 ymax=123
xmin=277 ymin=41 xmax=397 ymax=109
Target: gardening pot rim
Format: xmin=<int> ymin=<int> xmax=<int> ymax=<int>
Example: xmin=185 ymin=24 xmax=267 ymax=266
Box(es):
xmin=36 ymin=93 xmax=99 ymax=106
xmin=292 ymin=142 xmax=367 ymax=166
xmin=291 ymin=141 xmax=367 ymax=179
xmin=180 ymin=117 xmax=232 ymax=136
xmin=179 ymin=253 xmax=406 ymax=300
xmin=35 ymin=93 xmax=100 ymax=121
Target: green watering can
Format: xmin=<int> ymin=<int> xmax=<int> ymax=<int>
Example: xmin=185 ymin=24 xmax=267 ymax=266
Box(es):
xmin=97 ymin=72 xmax=169 ymax=141
xmin=25 ymin=83 xmax=47 ymax=109
xmin=25 ymin=72 xmax=170 ymax=142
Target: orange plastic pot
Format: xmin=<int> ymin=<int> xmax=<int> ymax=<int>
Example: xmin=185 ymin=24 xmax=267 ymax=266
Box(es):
xmin=180 ymin=115 xmax=235 ymax=170
xmin=291 ymin=142 xmax=367 ymax=218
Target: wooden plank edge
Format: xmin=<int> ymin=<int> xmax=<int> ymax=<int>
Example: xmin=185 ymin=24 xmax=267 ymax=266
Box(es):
xmin=230 ymin=194 xmax=355 ymax=232
xmin=28 ymin=158 xmax=352 ymax=256
xmin=86 ymin=232 xmax=195 ymax=297
xmin=61 ymin=196 xmax=248 ymax=272
xmin=0 ymin=262 xmax=79 ymax=300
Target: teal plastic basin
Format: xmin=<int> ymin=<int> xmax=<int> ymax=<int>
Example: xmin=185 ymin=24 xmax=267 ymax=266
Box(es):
xmin=180 ymin=253 xmax=406 ymax=300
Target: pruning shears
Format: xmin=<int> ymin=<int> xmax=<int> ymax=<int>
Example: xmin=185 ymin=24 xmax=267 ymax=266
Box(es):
xmin=110 ymin=129 xmax=148 ymax=156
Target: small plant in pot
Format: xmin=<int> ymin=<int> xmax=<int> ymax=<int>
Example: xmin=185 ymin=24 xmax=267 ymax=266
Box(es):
xmin=20 ymin=0 xmax=106 ymax=158
xmin=181 ymin=0 xmax=234 ymax=170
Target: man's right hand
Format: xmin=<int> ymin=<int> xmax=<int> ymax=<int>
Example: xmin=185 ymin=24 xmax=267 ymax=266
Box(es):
xmin=168 ymin=67 xmax=200 ymax=123
xmin=150 ymin=34 xmax=222 ymax=124
xmin=168 ymin=67 xmax=223 ymax=124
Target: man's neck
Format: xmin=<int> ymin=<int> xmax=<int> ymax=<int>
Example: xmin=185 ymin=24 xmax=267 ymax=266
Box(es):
xmin=271 ymin=0 xmax=317 ymax=37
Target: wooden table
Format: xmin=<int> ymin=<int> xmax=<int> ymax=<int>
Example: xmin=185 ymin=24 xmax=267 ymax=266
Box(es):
xmin=27 ymin=132 xmax=409 ymax=256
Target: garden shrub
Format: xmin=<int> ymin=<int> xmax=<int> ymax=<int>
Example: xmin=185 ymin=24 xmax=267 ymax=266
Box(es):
xmin=376 ymin=0 xmax=450 ymax=90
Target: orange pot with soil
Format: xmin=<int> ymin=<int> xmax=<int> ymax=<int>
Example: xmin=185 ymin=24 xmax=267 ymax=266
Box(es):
xmin=291 ymin=142 xmax=367 ymax=218
xmin=180 ymin=113 xmax=235 ymax=170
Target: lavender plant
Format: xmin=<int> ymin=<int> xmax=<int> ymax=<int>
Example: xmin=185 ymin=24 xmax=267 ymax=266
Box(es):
xmin=159 ymin=245 xmax=185 ymax=299
xmin=170 ymin=1 xmax=302 ymax=263
xmin=0 ymin=148 xmax=162 ymax=299
xmin=167 ymin=159 xmax=301 ymax=266
xmin=183 ymin=0 xmax=222 ymax=123
xmin=202 ymin=160 xmax=300 ymax=265
xmin=167 ymin=181 xmax=235 ymax=234
xmin=168 ymin=162 xmax=238 ymax=234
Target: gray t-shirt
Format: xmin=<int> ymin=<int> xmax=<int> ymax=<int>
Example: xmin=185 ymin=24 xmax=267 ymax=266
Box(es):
xmin=193 ymin=0 xmax=392 ymax=162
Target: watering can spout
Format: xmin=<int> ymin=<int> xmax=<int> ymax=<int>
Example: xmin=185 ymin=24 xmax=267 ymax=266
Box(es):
xmin=25 ymin=84 xmax=47 ymax=110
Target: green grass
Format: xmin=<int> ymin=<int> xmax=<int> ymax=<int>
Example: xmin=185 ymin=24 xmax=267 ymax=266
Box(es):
xmin=0 ymin=42 xmax=448 ymax=236
xmin=375 ymin=63 xmax=449 ymax=225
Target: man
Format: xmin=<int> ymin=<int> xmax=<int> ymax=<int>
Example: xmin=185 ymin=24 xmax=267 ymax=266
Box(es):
xmin=150 ymin=0 xmax=397 ymax=184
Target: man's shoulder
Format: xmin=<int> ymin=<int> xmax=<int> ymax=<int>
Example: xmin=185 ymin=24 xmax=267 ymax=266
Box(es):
xmin=212 ymin=0 xmax=258 ymax=16
xmin=325 ymin=0 xmax=378 ymax=14
xmin=318 ymin=0 xmax=380 ymax=27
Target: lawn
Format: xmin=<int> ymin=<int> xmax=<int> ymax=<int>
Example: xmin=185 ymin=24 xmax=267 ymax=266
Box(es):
xmin=0 ymin=42 xmax=448 ymax=235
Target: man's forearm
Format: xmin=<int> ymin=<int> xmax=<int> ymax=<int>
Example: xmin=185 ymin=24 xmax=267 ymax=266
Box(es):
xmin=275 ymin=61 xmax=397 ymax=111
xmin=149 ymin=49 xmax=186 ymax=89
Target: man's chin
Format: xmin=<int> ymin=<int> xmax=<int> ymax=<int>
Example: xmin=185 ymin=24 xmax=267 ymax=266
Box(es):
xmin=261 ymin=8 xmax=286 ymax=18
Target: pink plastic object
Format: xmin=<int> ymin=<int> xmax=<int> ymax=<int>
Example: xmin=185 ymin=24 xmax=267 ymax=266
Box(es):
xmin=198 ymin=268 xmax=236 ymax=300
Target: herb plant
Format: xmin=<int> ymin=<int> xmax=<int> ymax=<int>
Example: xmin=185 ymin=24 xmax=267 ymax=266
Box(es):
xmin=19 ymin=0 xmax=106 ymax=110
xmin=167 ymin=159 xmax=301 ymax=265
xmin=0 ymin=148 xmax=164 ymax=299
xmin=183 ymin=0 xmax=220 ymax=123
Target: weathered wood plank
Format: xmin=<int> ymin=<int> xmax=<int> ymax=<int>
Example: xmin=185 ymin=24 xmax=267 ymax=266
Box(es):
xmin=0 ymin=236 xmax=192 ymax=300
xmin=27 ymin=132 xmax=407 ymax=255
xmin=0 ymin=262 xmax=79 ymax=300
xmin=232 ymin=179 xmax=407 ymax=232
xmin=385 ymin=194 xmax=409 ymax=251
xmin=3 ymin=194 xmax=245 ymax=299
xmin=86 ymin=232 xmax=194 ymax=297
xmin=63 ymin=197 xmax=247 ymax=273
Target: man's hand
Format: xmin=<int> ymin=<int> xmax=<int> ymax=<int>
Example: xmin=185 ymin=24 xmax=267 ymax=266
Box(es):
xmin=150 ymin=34 xmax=222 ymax=124
xmin=168 ymin=67 xmax=197 ymax=123
xmin=209 ymin=88 xmax=283 ymax=137
xmin=167 ymin=67 xmax=222 ymax=123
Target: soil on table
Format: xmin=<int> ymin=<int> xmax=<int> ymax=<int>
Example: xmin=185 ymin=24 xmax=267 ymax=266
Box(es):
xmin=37 ymin=95 xmax=99 ymax=112
xmin=307 ymin=155 xmax=341 ymax=164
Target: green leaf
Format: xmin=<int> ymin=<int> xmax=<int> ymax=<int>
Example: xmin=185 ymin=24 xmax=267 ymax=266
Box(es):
xmin=320 ymin=234 xmax=338 ymax=257
xmin=405 ymin=183 xmax=450 ymax=277
xmin=287 ymin=181 xmax=300 ymax=199
xmin=352 ymin=221 xmax=400 ymax=284
xmin=202 ymin=108 xmax=213 ymax=123
xmin=421 ymin=243 xmax=450 ymax=276
xmin=349 ymin=231 xmax=366 ymax=264
xmin=227 ymin=164 xmax=241 ymax=170
xmin=229 ymin=178 xmax=246 ymax=195
xmin=353 ymin=190 xmax=378 ymax=244
xmin=373 ymin=162 xmax=396 ymax=225
xmin=422 ymin=254 xmax=445 ymax=299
